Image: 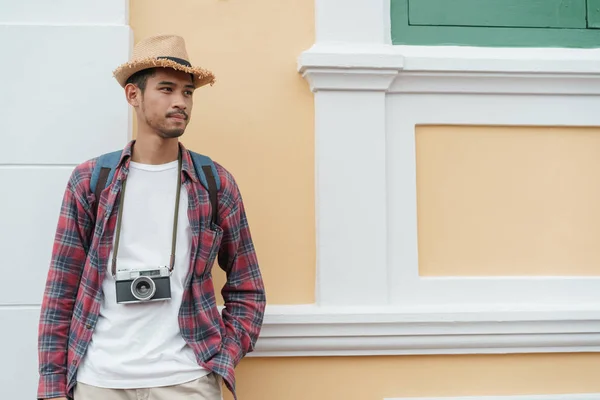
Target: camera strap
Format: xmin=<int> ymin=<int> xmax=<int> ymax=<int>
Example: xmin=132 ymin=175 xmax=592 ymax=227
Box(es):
xmin=111 ymin=151 xmax=183 ymax=277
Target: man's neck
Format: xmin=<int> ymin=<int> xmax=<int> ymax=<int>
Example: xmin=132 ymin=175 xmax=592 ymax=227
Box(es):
xmin=131 ymin=135 xmax=179 ymax=165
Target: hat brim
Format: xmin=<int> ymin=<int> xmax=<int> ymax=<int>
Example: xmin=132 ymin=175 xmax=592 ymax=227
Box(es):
xmin=113 ymin=57 xmax=216 ymax=88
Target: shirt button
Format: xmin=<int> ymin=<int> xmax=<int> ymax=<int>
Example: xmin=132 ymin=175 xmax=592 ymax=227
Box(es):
xmin=85 ymin=324 xmax=92 ymax=330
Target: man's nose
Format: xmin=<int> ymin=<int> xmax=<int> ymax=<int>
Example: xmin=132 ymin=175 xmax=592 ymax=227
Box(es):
xmin=172 ymin=94 xmax=187 ymax=109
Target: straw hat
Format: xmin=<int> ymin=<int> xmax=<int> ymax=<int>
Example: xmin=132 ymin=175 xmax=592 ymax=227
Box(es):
xmin=113 ymin=34 xmax=216 ymax=88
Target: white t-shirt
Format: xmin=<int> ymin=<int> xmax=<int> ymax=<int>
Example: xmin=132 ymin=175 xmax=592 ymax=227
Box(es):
xmin=77 ymin=159 xmax=209 ymax=388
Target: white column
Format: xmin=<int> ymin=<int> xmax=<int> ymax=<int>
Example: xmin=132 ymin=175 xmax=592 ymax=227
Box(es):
xmin=301 ymin=65 xmax=398 ymax=306
xmin=315 ymin=0 xmax=391 ymax=44
xmin=0 ymin=1 xmax=131 ymax=398
xmin=302 ymin=0 xmax=398 ymax=306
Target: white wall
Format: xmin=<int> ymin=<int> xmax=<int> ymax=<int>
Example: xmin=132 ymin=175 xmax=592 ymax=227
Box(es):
xmin=0 ymin=1 xmax=130 ymax=398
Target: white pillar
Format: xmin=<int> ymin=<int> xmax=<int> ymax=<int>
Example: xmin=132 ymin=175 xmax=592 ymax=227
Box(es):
xmin=315 ymin=0 xmax=391 ymax=44
xmin=300 ymin=63 xmax=399 ymax=306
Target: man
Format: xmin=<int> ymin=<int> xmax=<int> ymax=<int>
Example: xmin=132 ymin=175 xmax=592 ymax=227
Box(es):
xmin=37 ymin=34 xmax=266 ymax=400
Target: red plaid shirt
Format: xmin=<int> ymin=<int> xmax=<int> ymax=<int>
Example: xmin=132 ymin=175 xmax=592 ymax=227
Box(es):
xmin=37 ymin=140 xmax=266 ymax=400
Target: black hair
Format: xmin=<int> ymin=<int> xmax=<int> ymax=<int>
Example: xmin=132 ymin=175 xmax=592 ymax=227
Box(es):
xmin=125 ymin=68 xmax=156 ymax=92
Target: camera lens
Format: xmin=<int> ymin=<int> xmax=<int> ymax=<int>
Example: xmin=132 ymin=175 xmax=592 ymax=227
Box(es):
xmin=131 ymin=276 xmax=156 ymax=301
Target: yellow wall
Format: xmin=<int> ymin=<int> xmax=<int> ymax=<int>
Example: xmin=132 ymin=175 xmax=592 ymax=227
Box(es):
xmin=233 ymin=354 xmax=600 ymax=400
xmin=130 ymin=2 xmax=600 ymax=399
xmin=416 ymin=125 xmax=600 ymax=276
xmin=130 ymin=0 xmax=316 ymax=305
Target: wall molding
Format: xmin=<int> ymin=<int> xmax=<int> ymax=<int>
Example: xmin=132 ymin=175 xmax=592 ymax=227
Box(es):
xmin=385 ymin=395 xmax=600 ymax=400
xmin=9 ymin=302 xmax=600 ymax=358
xmin=251 ymin=305 xmax=600 ymax=357
xmin=299 ymin=43 xmax=600 ymax=94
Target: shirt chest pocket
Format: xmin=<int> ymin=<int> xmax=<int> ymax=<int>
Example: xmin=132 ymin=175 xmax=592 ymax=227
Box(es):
xmin=194 ymin=224 xmax=224 ymax=277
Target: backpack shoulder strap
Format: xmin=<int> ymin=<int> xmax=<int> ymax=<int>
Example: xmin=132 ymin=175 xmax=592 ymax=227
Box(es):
xmin=90 ymin=150 xmax=122 ymax=217
xmin=189 ymin=151 xmax=221 ymax=226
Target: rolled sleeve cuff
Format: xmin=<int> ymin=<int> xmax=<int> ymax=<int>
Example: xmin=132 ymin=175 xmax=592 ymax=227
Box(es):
xmin=37 ymin=372 xmax=67 ymax=400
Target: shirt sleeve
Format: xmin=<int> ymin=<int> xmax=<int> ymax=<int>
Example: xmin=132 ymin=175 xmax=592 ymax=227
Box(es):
xmin=37 ymin=170 xmax=93 ymax=399
xmin=216 ymin=181 xmax=266 ymax=365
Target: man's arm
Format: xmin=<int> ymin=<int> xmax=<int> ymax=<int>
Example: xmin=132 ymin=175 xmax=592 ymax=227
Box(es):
xmin=38 ymin=170 xmax=93 ymax=399
xmin=217 ymin=177 xmax=266 ymax=365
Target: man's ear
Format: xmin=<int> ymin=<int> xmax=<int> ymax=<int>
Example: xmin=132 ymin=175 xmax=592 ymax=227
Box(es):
xmin=125 ymin=84 xmax=141 ymax=107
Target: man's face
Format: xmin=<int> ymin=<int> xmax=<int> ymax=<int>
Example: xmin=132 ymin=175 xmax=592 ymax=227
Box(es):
xmin=134 ymin=68 xmax=195 ymax=139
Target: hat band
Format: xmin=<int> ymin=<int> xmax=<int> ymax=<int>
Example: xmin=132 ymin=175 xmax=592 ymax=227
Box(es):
xmin=157 ymin=56 xmax=192 ymax=68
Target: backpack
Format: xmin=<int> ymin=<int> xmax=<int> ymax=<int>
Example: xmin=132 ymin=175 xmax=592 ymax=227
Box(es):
xmin=89 ymin=149 xmax=221 ymax=225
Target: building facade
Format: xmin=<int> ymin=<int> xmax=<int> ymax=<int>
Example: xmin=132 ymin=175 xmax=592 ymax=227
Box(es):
xmin=3 ymin=0 xmax=600 ymax=399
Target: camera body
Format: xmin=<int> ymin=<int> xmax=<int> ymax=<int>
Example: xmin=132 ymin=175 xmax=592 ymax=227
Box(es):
xmin=115 ymin=266 xmax=171 ymax=304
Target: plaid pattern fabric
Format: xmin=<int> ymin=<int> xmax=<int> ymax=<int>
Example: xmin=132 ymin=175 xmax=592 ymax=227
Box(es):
xmin=37 ymin=141 xmax=266 ymax=400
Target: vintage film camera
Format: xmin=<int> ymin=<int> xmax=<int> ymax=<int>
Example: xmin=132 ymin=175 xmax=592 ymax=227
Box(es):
xmin=115 ymin=267 xmax=172 ymax=304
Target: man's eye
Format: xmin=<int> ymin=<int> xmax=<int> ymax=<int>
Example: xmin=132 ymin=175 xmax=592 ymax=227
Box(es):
xmin=185 ymin=91 xmax=193 ymax=96
xmin=161 ymin=87 xmax=172 ymax=92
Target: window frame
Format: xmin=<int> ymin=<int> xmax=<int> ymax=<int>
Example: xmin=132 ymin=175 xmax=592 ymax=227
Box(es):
xmin=391 ymin=0 xmax=600 ymax=48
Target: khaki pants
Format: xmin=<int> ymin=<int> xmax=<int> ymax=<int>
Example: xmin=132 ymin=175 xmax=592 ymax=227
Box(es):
xmin=74 ymin=373 xmax=223 ymax=400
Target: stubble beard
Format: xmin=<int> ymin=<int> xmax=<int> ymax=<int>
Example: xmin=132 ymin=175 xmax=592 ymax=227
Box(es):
xmin=142 ymin=103 xmax=187 ymax=139
xmin=157 ymin=125 xmax=186 ymax=139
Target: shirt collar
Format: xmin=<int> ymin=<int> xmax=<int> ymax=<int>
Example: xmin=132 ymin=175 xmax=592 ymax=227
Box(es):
xmin=117 ymin=140 xmax=199 ymax=183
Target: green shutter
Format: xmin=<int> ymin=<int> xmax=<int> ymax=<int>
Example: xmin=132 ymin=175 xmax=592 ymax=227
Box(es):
xmin=409 ymin=0 xmax=587 ymax=29
xmin=589 ymin=0 xmax=600 ymax=28
xmin=391 ymin=0 xmax=600 ymax=48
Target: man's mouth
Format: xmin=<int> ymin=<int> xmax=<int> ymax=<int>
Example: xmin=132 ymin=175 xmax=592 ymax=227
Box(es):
xmin=168 ymin=113 xmax=187 ymax=120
